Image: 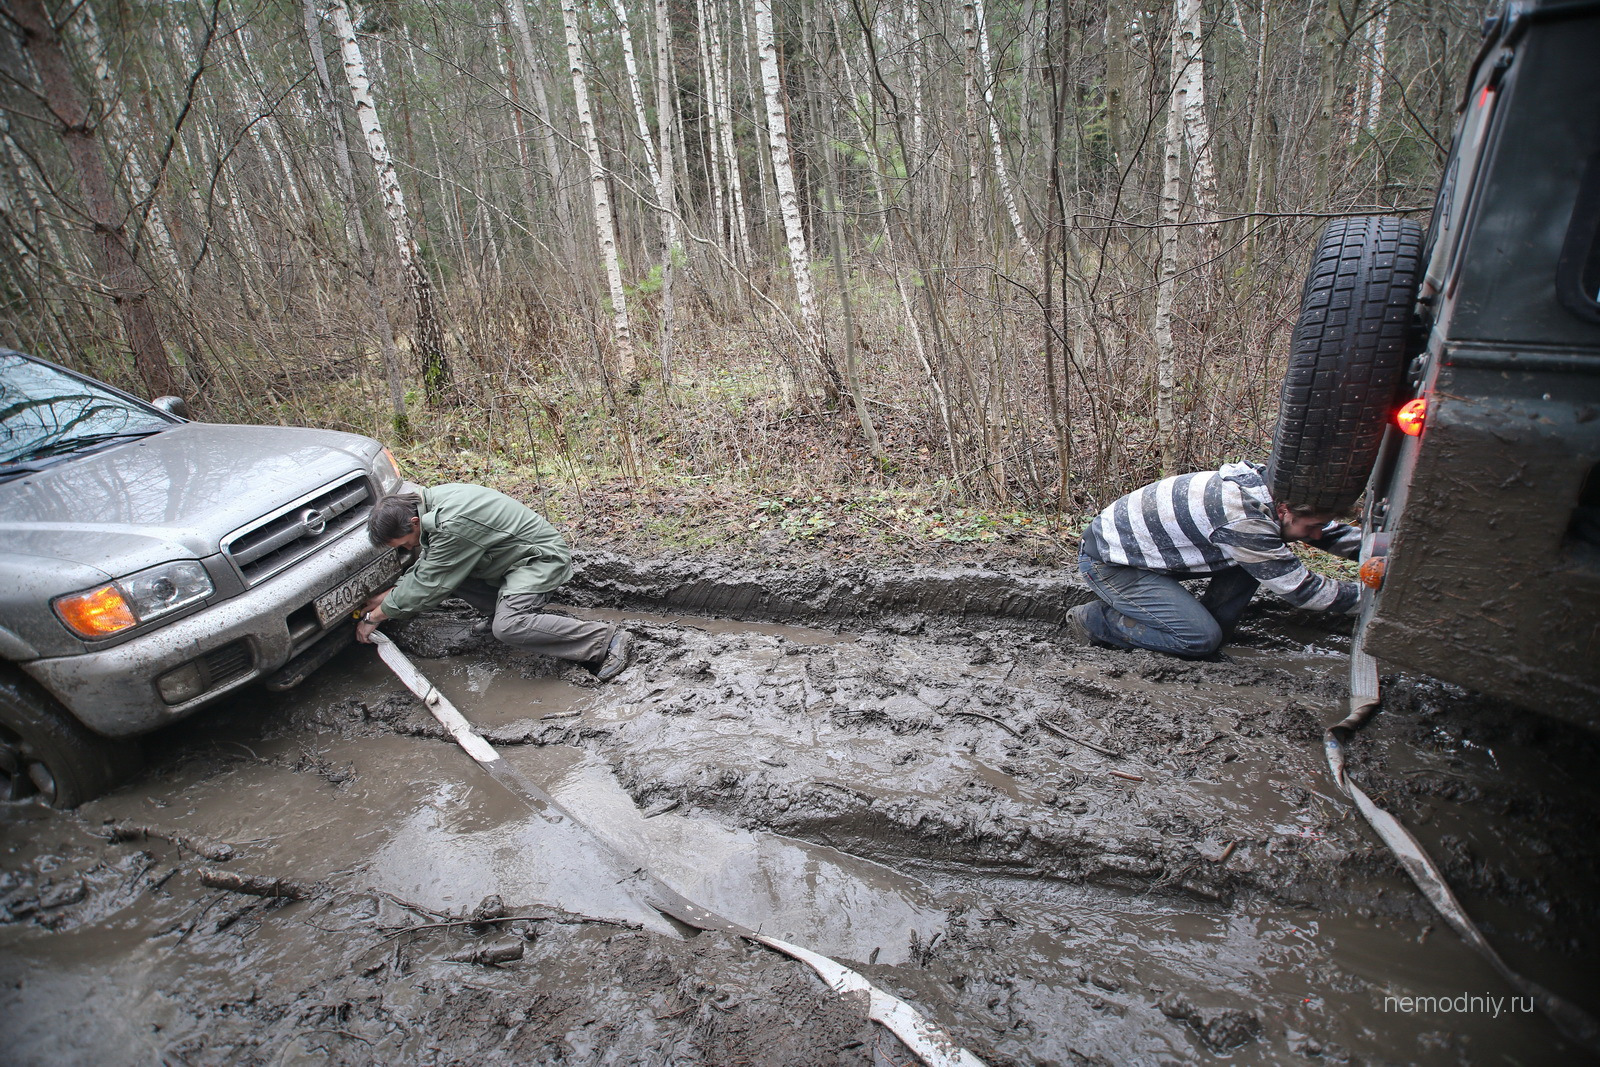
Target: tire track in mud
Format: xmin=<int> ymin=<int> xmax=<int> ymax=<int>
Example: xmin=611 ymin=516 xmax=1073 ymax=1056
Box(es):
xmin=5 ymin=557 xmax=1600 ymax=1064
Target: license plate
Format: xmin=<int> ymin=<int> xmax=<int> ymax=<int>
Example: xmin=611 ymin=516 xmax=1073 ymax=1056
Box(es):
xmin=314 ymin=549 xmax=403 ymax=627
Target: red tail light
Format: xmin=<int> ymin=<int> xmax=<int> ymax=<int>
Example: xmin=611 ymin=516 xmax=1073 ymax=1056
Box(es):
xmin=1396 ymin=397 xmax=1427 ymax=437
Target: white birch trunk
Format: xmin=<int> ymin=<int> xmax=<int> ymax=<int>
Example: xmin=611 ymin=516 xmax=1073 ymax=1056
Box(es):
xmin=505 ymin=0 xmax=575 ymax=264
xmin=614 ymin=0 xmax=680 ymax=383
xmin=326 ymin=0 xmax=451 ymax=404
xmin=960 ymin=1 xmax=984 ymax=232
xmin=75 ymin=2 xmax=180 ymax=281
xmin=1173 ymin=0 xmax=1216 ymax=216
xmin=653 ymin=0 xmax=681 ymax=385
xmin=710 ymin=0 xmax=750 ymax=262
xmin=1362 ymin=9 xmax=1387 ymax=135
xmin=973 ymin=0 xmax=1039 ymax=271
xmin=752 ymin=0 xmax=830 ymax=388
xmin=302 ymin=0 xmax=407 ymax=433
xmin=560 ymin=0 xmax=637 ymax=381
xmin=1155 ymin=1 xmax=1186 ymax=474
xmin=694 ymin=0 xmax=728 ymax=257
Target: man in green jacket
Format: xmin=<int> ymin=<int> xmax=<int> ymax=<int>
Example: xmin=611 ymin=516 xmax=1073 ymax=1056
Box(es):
xmin=355 ymin=484 xmax=633 ymax=681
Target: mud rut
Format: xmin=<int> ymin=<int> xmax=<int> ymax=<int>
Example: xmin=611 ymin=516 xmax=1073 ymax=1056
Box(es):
xmin=3 ymin=556 xmax=1599 ymax=1065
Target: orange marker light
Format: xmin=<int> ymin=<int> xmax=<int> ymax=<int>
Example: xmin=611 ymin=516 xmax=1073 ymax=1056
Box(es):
xmin=1359 ymin=557 xmax=1387 ymax=590
xmin=55 ymin=584 xmax=137 ymax=637
xmin=1396 ymin=397 xmax=1428 ymax=437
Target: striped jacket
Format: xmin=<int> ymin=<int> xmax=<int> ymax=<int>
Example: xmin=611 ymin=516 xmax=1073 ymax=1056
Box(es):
xmin=1081 ymin=462 xmax=1362 ymax=614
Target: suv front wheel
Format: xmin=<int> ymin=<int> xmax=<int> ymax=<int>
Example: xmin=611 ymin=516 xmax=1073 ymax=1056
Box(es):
xmin=0 ymin=666 xmax=140 ymax=807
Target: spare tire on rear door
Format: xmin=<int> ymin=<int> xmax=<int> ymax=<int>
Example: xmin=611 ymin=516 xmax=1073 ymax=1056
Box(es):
xmin=1267 ymin=216 xmax=1424 ymax=513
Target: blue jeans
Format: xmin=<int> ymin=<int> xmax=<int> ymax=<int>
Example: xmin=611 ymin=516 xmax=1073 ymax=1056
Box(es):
xmin=1076 ymin=553 xmax=1258 ymax=658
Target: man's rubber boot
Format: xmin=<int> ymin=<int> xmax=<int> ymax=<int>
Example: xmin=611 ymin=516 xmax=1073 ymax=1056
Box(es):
xmin=1066 ymin=603 xmax=1111 ymax=648
xmin=593 ymin=631 xmax=635 ymax=682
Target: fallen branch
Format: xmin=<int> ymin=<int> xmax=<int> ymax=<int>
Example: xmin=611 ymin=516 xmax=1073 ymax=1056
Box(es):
xmin=198 ymin=867 xmax=312 ymax=900
xmin=104 ymin=821 xmax=235 ymax=862
xmin=1036 ymin=717 xmax=1126 ymax=759
xmin=445 ymin=941 xmax=525 ymax=966
xmin=949 ymin=709 xmax=1025 ymax=739
xmin=376 ymin=911 xmax=640 ymax=943
xmin=1108 ymin=770 xmax=1146 ymax=783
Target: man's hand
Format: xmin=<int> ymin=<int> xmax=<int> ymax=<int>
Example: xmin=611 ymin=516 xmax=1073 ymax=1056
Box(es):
xmin=356 ymin=591 xmax=391 ymax=644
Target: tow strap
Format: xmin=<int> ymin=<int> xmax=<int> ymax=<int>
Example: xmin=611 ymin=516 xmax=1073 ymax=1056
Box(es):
xmin=1329 ymin=631 xmax=1600 ymax=1054
xmin=370 ymin=633 xmax=986 ymax=1067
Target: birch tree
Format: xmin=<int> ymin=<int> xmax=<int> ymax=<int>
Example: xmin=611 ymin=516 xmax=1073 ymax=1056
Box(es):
xmin=1172 ymin=0 xmax=1216 ymax=215
xmin=1154 ymin=0 xmax=1187 ymax=474
xmin=973 ymin=0 xmax=1039 ymax=271
xmin=302 ymin=0 xmax=407 ymax=434
xmin=9 ymin=0 xmax=180 ymax=398
xmin=752 ymin=0 xmax=836 ymax=394
xmin=652 ymin=0 xmax=681 ymax=385
xmin=505 ymin=0 xmax=574 ymax=263
xmin=325 ymin=0 xmax=452 ymax=405
xmin=560 ymin=0 xmax=636 ymax=382
xmin=611 ymin=0 xmax=678 ymax=382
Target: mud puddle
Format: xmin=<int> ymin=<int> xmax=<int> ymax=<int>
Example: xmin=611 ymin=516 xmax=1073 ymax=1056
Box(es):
xmin=3 ymin=568 xmax=1599 ymax=1065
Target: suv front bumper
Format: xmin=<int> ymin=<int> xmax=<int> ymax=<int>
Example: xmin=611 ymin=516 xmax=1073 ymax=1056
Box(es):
xmin=21 ymin=527 xmax=400 ymax=737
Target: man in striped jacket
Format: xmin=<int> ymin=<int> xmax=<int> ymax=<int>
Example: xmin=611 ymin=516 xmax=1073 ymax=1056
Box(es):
xmin=1070 ymin=461 xmax=1362 ymax=658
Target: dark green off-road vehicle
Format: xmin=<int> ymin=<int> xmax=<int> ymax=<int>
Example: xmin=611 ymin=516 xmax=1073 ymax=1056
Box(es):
xmin=1269 ymin=0 xmax=1600 ymax=726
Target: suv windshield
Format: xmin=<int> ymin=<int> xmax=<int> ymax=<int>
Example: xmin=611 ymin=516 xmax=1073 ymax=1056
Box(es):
xmin=0 ymin=353 xmax=172 ymax=466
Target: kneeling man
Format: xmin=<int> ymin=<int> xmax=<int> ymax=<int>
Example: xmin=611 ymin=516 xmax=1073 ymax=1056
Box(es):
xmin=357 ymin=484 xmax=633 ymax=680
xmin=1070 ymin=461 xmax=1362 ymax=658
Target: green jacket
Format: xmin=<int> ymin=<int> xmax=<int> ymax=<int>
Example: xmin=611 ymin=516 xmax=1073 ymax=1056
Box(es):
xmin=381 ymin=484 xmax=573 ymax=620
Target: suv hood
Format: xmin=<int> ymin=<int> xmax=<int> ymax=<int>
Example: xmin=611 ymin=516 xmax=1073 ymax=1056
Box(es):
xmin=0 ymin=422 xmax=377 ymax=576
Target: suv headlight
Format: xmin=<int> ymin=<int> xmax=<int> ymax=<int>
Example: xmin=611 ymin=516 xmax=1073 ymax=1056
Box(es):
xmin=54 ymin=561 xmax=214 ymax=638
xmin=371 ymin=447 xmax=402 ymax=497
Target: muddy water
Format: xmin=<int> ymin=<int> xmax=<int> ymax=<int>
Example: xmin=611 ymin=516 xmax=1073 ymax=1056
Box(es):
xmin=3 ymin=592 xmax=1599 ymax=1065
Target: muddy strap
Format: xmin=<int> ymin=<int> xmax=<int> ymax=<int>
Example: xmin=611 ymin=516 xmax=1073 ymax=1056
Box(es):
xmin=369 ymin=633 xmax=987 ymax=1067
xmin=1329 ymin=632 xmax=1600 ymax=1054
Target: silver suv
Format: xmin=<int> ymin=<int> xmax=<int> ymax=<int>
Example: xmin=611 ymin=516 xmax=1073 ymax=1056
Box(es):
xmin=0 ymin=350 xmax=406 ymax=805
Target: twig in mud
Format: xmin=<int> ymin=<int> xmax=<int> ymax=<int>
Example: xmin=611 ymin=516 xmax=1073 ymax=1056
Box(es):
xmin=1211 ymin=840 xmax=1238 ymax=865
xmin=375 ymin=911 xmax=639 ymax=943
xmin=655 ymin=1004 xmax=697 ymax=1021
xmin=540 ymin=710 xmax=581 ymax=720
xmin=103 ymin=821 xmax=236 ymax=862
xmin=1035 ymin=717 xmax=1123 ymax=759
xmin=949 ymin=709 xmax=1025 ymax=739
xmin=298 ymin=1028 xmax=374 ymax=1047
xmin=445 ymin=941 xmax=525 ymax=966
xmin=371 ymin=889 xmax=451 ymax=922
xmin=1178 ymin=734 xmax=1221 ymax=757
xmin=1108 ymin=770 xmax=1146 ymax=783
xmin=199 ymin=867 xmax=313 ymax=900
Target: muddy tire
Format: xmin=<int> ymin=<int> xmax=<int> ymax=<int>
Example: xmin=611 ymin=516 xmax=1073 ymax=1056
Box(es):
xmin=0 ymin=666 xmax=140 ymax=808
xmin=1268 ymin=216 xmax=1425 ymax=513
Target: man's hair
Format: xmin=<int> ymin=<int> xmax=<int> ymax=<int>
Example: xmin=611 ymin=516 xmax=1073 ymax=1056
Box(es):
xmin=1282 ymin=501 xmax=1342 ymax=521
xmin=368 ymin=492 xmax=422 ymax=545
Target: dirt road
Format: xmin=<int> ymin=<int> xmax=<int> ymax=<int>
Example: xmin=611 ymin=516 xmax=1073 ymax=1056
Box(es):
xmin=3 ymin=556 xmax=1597 ymax=1064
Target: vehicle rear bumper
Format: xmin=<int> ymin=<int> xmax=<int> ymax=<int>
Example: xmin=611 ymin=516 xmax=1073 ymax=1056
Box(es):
xmin=20 ymin=529 xmax=400 ymax=737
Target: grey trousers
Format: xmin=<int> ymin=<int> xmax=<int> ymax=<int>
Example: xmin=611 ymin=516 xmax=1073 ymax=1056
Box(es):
xmin=455 ymin=578 xmax=612 ymax=663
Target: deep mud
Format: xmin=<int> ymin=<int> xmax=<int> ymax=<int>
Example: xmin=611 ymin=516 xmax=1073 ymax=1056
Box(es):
xmin=3 ymin=556 xmax=1598 ymax=1065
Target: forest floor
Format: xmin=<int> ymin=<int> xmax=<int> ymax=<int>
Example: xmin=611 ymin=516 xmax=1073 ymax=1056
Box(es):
xmin=1 ymin=531 xmax=1594 ymax=1065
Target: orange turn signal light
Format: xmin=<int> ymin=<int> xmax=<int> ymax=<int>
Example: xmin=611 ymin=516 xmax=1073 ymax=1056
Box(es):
xmin=1358 ymin=557 xmax=1387 ymax=590
xmin=1396 ymin=397 xmax=1427 ymax=437
xmin=54 ymin=584 xmax=138 ymax=637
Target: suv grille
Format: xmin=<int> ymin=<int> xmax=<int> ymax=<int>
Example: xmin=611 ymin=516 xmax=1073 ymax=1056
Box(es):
xmin=222 ymin=473 xmax=371 ymax=586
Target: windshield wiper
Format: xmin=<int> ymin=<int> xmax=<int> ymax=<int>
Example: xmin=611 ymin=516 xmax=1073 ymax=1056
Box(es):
xmin=14 ymin=427 xmax=167 ymax=462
